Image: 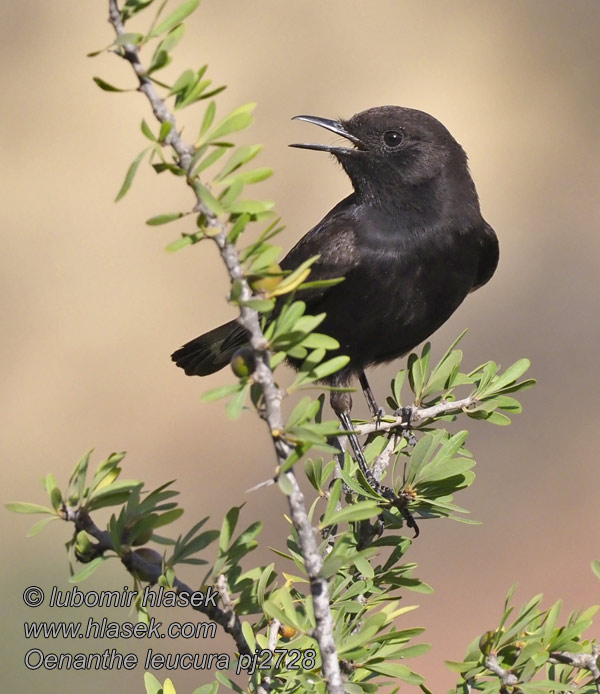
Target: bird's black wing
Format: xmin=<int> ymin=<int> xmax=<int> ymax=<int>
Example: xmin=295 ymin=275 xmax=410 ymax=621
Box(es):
xmin=172 ymin=199 xmax=360 ymax=376
xmin=280 ymin=197 xmax=361 ymax=305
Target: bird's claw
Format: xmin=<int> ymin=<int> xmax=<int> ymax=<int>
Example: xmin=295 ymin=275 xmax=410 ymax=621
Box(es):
xmin=376 ymin=486 xmax=420 ymax=538
xmin=392 ymin=405 xmax=417 ymax=444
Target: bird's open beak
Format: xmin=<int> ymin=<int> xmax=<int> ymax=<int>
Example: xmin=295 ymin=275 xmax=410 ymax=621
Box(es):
xmin=289 ymin=115 xmax=363 ymax=153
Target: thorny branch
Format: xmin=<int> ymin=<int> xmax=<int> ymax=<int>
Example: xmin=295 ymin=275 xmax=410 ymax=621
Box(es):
xmin=257 ymin=618 xmax=282 ymax=694
xmin=105 ymin=2 xmax=344 ymax=692
xmin=62 ymin=505 xmax=251 ymax=656
xmin=484 ymin=655 xmax=519 ymax=688
xmin=484 ymin=647 xmax=600 ymax=694
xmin=549 ymin=647 xmax=600 ymax=694
xmin=354 ymin=395 xmax=479 ymax=438
xmin=249 ymin=394 xmax=480 ymax=494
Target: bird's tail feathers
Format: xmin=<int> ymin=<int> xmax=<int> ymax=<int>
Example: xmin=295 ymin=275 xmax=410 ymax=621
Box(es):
xmin=171 ymin=320 xmax=248 ymax=376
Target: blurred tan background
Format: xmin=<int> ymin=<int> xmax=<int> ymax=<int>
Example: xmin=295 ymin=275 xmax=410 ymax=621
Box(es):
xmin=1 ymin=1 xmax=599 ymax=692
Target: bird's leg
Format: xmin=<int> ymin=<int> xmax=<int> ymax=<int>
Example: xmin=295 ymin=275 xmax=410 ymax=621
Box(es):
xmin=331 ymin=390 xmax=379 ymax=488
xmin=330 ymin=390 xmax=419 ymax=537
xmin=358 ymin=371 xmax=385 ymax=423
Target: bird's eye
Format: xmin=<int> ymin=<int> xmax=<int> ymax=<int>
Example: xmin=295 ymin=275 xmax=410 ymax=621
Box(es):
xmin=383 ymin=130 xmax=403 ymax=148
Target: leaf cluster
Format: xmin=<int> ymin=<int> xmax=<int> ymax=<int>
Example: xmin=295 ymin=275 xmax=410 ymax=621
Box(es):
xmin=387 ymin=332 xmax=535 ymax=425
xmin=448 ymin=587 xmax=599 ymax=694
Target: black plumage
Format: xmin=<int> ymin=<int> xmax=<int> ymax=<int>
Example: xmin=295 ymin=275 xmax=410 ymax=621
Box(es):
xmin=172 ymin=105 xmax=498 ymax=412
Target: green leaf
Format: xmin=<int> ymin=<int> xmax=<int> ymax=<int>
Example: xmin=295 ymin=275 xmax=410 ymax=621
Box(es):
xmin=69 ymin=556 xmax=106 ymax=583
xmin=471 ymin=360 xmax=498 ymax=393
xmin=219 ymin=505 xmax=242 ymax=552
xmin=146 ymin=212 xmax=186 ymax=225
xmin=226 ymin=383 xmax=249 ymax=419
xmin=227 ymin=213 xmax=250 ymax=244
xmin=27 ymin=516 xmax=58 ymax=537
xmin=156 ymin=23 xmax=184 ymax=54
xmin=186 ymin=85 xmax=225 ymax=104
xmin=193 ymin=146 xmax=228 ymax=175
xmin=148 ymin=49 xmax=170 ymax=74
xmin=144 ymin=672 xmax=163 ymax=694
xmin=319 ymin=500 xmax=380 ymax=528
xmin=217 ymin=144 xmax=263 ymax=180
xmin=205 ymin=103 xmax=255 ymax=143
xmin=445 ymin=660 xmax=480 ymax=673
xmin=239 ymin=298 xmax=274 ymax=312
xmin=226 ymin=199 xmax=274 ymax=216
xmin=141 ymin=119 xmax=157 ymax=141
xmin=592 ymin=559 xmax=600 ymax=580
xmin=93 ymin=76 xmax=128 ymax=92
xmin=87 ymin=479 xmax=141 ymax=500
xmin=153 ymin=508 xmax=184 ymax=528
xmin=199 ymin=101 xmax=217 ymax=138
xmin=364 ymin=661 xmax=424 ymax=684
xmin=486 ymin=358 xmax=531 ymax=394
xmin=304 ymin=458 xmax=324 ymax=491
xmin=5 ymin=502 xmax=55 ymax=515
xmin=49 ymin=486 xmax=62 ymax=511
xmin=542 ymin=599 xmax=562 ymax=645
xmin=166 ymin=234 xmax=202 ymax=252
xmin=193 ymin=181 xmax=224 ymax=216
xmin=277 ymin=474 xmax=294 ymax=496
xmin=148 ymin=0 xmax=201 ymax=38
xmin=241 ymin=621 xmax=255 ymax=651
xmin=201 ymin=384 xmax=241 ymax=402
xmin=256 ymin=563 xmax=275 ymax=607
xmin=219 ymin=167 xmax=273 ymax=187
xmin=300 ymin=333 xmax=339 ymax=350
xmin=121 ymin=0 xmax=156 ymax=20
xmin=322 ymin=478 xmax=342 ymax=526
xmin=115 ymin=32 xmax=144 ymax=46
xmin=298 ymin=277 xmax=345 ymax=292
xmin=408 ymin=350 xmax=427 ymax=399
xmin=193 ymin=684 xmax=218 ymax=694
xmin=469 ymin=410 xmax=512 ymax=426
xmin=158 ymin=120 xmax=173 ymax=142
xmin=423 ymin=349 xmax=463 ymax=396
xmin=219 ymin=179 xmax=244 ymax=209
xmin=286 ymin=396 xmax=318 ymax=428
xmin=391 ymin=369 xmax=406 ymax=407
xmin=312 ymin=355 xmax=350 ymax=381
xmin=70 ymin=449 xmax=92 ymax=502
xmin=269 ymin=254 xmax=318 ymax=296
xmin=416 ymin=457 xmax=474 ymax=484
xmin=354 ymin=556 xmax=374 ymax=579
xmin=262 ymin=599 xmax=292 ymax=630
xmin=247 ymin=244 xmax=282 ymax=272
xmin=215 ymin=671 xmax=245 ymax=693
xmin=115 ymin=148 xmax=148 ymax=201
xmin=169 ymin=68 xmax=195 ymax=95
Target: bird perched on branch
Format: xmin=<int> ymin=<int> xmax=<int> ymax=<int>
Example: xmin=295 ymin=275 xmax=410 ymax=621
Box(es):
xmin=172 ymin=106 xmax=498 ymax=520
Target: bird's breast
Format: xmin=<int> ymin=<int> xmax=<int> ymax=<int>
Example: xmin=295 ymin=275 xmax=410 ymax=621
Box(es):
xmin=319 ymin=221 xmax=487 ymax=369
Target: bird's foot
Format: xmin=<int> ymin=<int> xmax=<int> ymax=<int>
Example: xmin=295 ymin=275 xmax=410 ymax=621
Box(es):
xmin=335 ymin=409 xmax=419 ymax=537
xmin=393 ymin=405 xmax=417 ymax=445
xmin=399 ymin=506 xmax=420 ymax=538
xmin=374 ymin=406 xmax=386 ymax=429
xmin=377 ymin=486 xmax=419 ymax=538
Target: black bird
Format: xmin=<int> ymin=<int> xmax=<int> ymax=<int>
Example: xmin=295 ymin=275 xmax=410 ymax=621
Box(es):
xmin=173 ymin=106 xmax=498 ymax=516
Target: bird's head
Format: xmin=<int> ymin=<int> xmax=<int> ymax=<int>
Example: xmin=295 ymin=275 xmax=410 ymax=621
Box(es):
xmin=291 ymin=106 xmax=475 ymax=213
